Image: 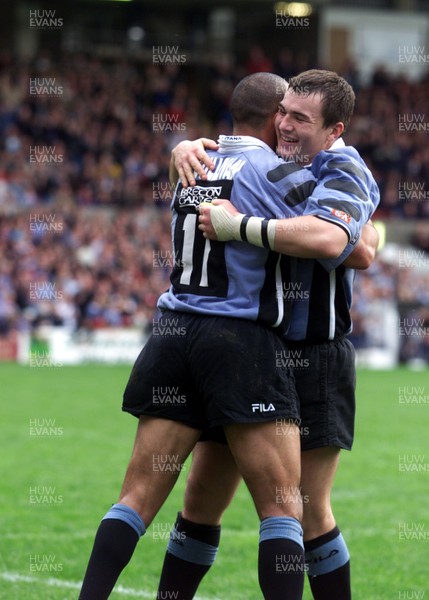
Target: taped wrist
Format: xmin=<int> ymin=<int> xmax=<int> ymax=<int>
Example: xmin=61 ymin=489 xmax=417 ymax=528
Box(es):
xmin=240 ymin=216 xmax=276 ymax=250
xmin=209 ymin=204 xmax=276 ymax=249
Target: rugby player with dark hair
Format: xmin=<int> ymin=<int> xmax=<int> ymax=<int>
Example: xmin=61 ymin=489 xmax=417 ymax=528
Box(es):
xmin=156 ymin=70 xmax=379 ymax=600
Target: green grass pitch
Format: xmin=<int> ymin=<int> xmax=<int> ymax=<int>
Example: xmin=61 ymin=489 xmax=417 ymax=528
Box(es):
xmin=0 ymin=363 xmax=427 ymax=599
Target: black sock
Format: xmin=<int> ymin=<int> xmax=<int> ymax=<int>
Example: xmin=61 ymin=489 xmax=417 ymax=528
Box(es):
xmin=79 ymin=504 xmax=145 ymax=600
xmin=156 ymin=512 xmax=221 ymax=600
xmin=258 ymin=517 xmax=305 ymax=600
xmin=305 ymin=526 xmax=351 ymax=600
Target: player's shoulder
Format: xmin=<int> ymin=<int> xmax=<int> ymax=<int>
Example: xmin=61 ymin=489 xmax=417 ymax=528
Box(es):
xmin=316 ymin=144 xmax=363 ymax=163
xmin=312 ymin=145 xmax=371 ymax=182
xmin=223 ymin=146 xmax=282 ymax=183
xmin=310 ymin=144 xmax=380 ymax=207
xmin=329 ymin=145 xmax=366 ymax=164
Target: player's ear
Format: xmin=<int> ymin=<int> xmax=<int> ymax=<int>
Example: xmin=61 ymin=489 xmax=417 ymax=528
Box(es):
xmin=328 ymin=121 xmax=345 ymax=144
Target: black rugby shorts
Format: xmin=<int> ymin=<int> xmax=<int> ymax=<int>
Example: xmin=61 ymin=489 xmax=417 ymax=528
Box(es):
xmin=122 ymin=310 xmax=300 ymax=429
xmin=291 ymin=337 xmax=356 ymax=451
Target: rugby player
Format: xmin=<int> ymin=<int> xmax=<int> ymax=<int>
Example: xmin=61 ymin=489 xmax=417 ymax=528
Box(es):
xmin=79 ymin=71 xmax=343 ymax=600
xmin=156 ymin=70 xmax=379 ymax=600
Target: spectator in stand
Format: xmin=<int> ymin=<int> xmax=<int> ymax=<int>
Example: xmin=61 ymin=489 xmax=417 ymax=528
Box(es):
xmin=0 ymin=52 xmax=428 ymax=215
xmin=0 ymin=207 xmax=172 ymax=334
xmin=0 ymin=50 xmax=428 ymax=355
xmin=245 ymin=45 xmax=273 ymax=73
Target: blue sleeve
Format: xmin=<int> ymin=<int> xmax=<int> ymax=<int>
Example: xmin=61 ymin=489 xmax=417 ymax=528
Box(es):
xmin=303 ymin=148 xmax=380 ymax=245
xmin=317 ymin=240 xmax=356 ymax=272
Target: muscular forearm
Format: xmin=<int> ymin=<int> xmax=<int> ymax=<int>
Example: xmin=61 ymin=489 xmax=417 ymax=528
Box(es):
xmin=272 ymin=216 xmax=348 ymax=259
xmin=343 ymin=220 xmax=379 ymax=269
xmin=201 ymin=203 xmax=348 ymax=259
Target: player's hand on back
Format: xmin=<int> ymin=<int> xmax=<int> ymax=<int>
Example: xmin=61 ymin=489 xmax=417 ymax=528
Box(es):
xmin=172 ymin=138 xmax=219 ymax=187
xmin=198 ymin=199 xmax=242 ymax=241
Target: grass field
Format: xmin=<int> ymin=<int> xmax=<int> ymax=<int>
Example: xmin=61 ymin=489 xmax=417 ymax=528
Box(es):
xmin=0 ymin=363 xmax=427 ymax=600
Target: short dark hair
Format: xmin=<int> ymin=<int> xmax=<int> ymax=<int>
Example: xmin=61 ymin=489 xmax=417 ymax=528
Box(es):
xmin=230 ymin=72 xmax=287 ymax=128
xmin=288 ymin=69 xmax=355 ymax=130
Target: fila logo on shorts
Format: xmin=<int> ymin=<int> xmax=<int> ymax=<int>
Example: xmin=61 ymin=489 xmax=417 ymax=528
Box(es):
xmin=251 ymin=403 xmax=276 ymax=413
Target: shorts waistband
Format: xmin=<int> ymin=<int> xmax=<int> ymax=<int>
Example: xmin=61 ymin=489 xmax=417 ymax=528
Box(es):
xmin=286 ymin=336 xmax=346 ymax=348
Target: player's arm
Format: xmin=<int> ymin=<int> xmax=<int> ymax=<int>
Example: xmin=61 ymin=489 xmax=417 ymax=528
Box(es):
xmin=342 ymin=220 xmax=379 ymax=269
xmin=198 ymin=200 xmax=348 ymax=259
xmin=169 ymin=138 xmax=218 ymax=187
xmin=303 ymin=149 xmax=380 ymax=270
xmin=272 ymin=214 xmax=348 ymax=258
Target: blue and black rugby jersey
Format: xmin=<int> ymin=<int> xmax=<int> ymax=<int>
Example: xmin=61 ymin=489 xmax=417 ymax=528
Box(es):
xmin=284 ymin=145 xmax=380 ymax=342
xmin=306 ymin=145 xmax=380 ymax=266
xmin=158 ymin=135 xmax=316 ymax=332
xmin=283 ymin=257 xmax=357 ymax=342
xmin=158 ymin=135 xmax=380 ymax=338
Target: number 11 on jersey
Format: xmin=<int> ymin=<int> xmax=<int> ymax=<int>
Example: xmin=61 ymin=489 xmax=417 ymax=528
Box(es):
xmin=179 ymin=213 xmax=211 ymax=287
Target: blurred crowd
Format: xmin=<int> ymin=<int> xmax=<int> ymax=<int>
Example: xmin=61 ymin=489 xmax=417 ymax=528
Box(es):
xmin=349 ymin=255 xmax=429 ymax=363
xmin=345 ymin=66 xmax=429 ymax=220
xmin=1 ymin=51 xmax=428 ymax=215
xmin=0 ymin=50 xmax=428 ymax=362
xmin=0 ymin=206 xmax=171 ymax=335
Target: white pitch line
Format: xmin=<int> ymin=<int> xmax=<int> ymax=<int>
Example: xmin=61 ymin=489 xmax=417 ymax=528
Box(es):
xmin=3 ymin=531 xmax=95 ymax=540
xmin=0 ymin=572 xmax=222 ymax=600
xmin=0 ymin=572 xmax=150 ymax=597
xmin=4 ymin=529 xmax=258 ymax=540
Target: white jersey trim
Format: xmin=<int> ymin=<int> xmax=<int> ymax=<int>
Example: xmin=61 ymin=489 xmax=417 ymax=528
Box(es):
xmin=328 ymin=270 xmax=336 ymax=340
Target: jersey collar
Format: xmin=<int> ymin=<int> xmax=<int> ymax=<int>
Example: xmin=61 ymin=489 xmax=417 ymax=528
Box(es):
xmin=218 ymin=135 xmax=274 ymax=154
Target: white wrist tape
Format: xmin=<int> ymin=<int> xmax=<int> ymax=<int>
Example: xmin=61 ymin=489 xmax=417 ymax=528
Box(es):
xmin=208 ymin=203 xmax=243 ymax=242
xmin=242 ymin=216 xmax=277 ymax=250
xmin=209 ymin=204 xmax=276 ymax=249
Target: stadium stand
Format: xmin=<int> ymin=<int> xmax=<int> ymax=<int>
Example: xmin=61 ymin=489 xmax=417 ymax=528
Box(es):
xmin=0 ymin=51 xmax=428 ymax=364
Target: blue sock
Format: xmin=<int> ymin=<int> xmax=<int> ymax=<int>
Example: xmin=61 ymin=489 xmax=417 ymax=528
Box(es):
xmin=305 ymin=526 xmax=349 ymax=576
xmin=166 ymin=523 xmax=219 ymax=565
xmin=79 ymin=503 xmax=146 ymax=599
xmin=259 ymin=515 xmax=304 ymax=548
xmin=259 ymin=516 xmax=305 ymax=599
xmin=102 ymin=503 xmax=146 ymax=537
xmin=157 ymin=512 xmax=220 ymax=599
xmin=305 ymin=526 xmax=351 ymax=600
